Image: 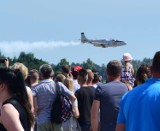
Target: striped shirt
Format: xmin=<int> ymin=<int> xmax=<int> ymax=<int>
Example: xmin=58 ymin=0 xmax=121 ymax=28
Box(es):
xmin=32 ymin=79 xmax=73 ymax=125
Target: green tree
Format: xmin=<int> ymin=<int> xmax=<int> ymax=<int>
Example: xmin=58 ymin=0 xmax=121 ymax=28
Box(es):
xmin=17 ymin=52 xmax=47 ymax=70
xmin=82 ymin=58 xmax=95 ymax=69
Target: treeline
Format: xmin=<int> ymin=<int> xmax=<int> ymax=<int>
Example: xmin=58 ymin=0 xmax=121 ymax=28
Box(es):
xmin=0 ymin=51 xmax=152 ymax=80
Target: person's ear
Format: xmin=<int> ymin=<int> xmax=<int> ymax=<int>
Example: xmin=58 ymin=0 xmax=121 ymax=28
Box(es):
xmin=0 ymin=83 xmax=5 ymax=90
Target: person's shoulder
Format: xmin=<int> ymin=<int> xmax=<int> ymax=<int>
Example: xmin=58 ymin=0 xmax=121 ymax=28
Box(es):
xmin=97 ymin=82 xmax=107 ymax=88
xmin=128 ymin=63 xmax=133 ymax=69
xmin=36 ymin=79 xmax=54 ymax=87
xmin=119 ymin=81 xmax=129 ymax=88
xmin=33 ymin=82 xmax=43 ymax=89
xmin=122 ymin=84 xmax=143 ymax=100
xmin=95 ymin=83 xmax=106 ymax=92
xmin=26 ymin=86 xmax=31 ymax=91
xmin=1 ymin=102 xmax=19 ymax=116
xmin=75 ymin=87 xmax=86 ymax=94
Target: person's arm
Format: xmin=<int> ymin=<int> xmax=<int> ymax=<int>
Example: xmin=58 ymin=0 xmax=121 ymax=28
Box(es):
xmin=72 ymin=98 xmax=79 ymax=118
xmin=33 ymin=96 xmax=39 ymax=116
xmin=116 ymin=94 xmax=127 ymax=131
xmin=1 ymin=104 xmax=24 ymax=131
xmin=130 ymin=64 xmax=134 ymax=75
xmin=116 ymin=124 xmax=125 ymax=131
xmin=91 ymin=100 xmax=100 ymax=131
xmin=32 ymin=87 xmax=38 ymax=116
xmin=60 ymin=82 xmax=76 ymax=104
xmin=68 ymin=92 xmax=76 ymax=104
xmin=26 ymin=87 xmax=34 ymax=113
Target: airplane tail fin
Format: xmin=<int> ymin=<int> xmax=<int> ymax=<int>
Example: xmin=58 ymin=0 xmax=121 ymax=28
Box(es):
xmin=81 ymin=32 xmax=88 ymax=43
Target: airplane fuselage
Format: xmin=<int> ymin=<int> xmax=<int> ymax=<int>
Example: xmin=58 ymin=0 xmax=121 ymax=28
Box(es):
xmin=86 ymin=39 xmax=126 ymax=48
xmin=81 ymin=32 xmax=127 ymax=48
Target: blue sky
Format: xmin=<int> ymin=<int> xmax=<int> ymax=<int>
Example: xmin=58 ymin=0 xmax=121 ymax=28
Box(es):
xmin=0 ymin=0 xmax=160 ymax=65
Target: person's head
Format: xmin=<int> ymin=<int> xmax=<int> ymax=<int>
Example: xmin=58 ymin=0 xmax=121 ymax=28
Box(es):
xmin=136 ymin=64 xmax=151 ymax=85
xmin=61 ymin=65 xmax=71 ymax=77
xmin=64 ymin=77 xmax=74 ymax=92
xmin=122 ymin=53 xmax=133 ymax=63
xmin=54 ymin=73 xmax=66 ymax=83
xmin=71 ymin=66 xmax=82 ymax=79
xmin=106 ymin=60 xmax=122 ymax=81
xmin=151 ymin=51 xmax=160 ymax=76
xmin=39 ymin=64 xmax=54 ymax=80
xmin=86 ymin=69 xmax=94 ymax=85
xmin=78 ymin=69 xmax=88 ymax=86
xmin=0 ymin=68 xmax=34 ymax=127
xmin=29 ymin=69 xmax=39 ymax=86
xmin=152 ymin=51 xmax=160 ymax=73
xmin=92 ymin=71 xmax=102 ymax=84
xmin=10 ymin=62 xmax=28 ymax=80
xmin=0 ymin=68 xmax=25 ymax=97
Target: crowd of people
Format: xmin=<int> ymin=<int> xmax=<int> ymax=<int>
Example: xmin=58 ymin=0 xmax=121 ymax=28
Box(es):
xmin=0 ymin=51 xmax=160 ymax=131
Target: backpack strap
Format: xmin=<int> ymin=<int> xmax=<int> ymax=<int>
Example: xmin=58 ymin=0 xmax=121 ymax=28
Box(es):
xmin=55 ymin=82 xmax=63 ymax=95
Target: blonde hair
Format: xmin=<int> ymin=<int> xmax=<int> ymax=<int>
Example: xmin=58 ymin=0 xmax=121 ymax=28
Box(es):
xmin=64 ymin=77 xmax=74 ymax=92
xmin=10 ymin=62 xmax=28 ymax=80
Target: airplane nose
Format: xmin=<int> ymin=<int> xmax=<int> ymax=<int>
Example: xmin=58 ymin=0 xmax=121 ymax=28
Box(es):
xmin=123 ymin=42 xmax=127 ymax=45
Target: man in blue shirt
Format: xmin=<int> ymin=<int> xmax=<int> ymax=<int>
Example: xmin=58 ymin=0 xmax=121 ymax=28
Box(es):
xmin=116 ymin=51 xmax=160 ymax=131
xmin=91 ymin=60 xmax=128 ymax=131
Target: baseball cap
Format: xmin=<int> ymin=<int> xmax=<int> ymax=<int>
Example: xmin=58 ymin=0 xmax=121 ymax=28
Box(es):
xmin=71 ymin=66 xmax=82 ymax=72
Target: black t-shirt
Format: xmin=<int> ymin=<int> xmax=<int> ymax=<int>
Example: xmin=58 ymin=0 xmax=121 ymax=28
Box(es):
xmin=75 ymin=86 xmax=95 ymax=124
xmin=0 ymin=97 xmax=30 ymax=131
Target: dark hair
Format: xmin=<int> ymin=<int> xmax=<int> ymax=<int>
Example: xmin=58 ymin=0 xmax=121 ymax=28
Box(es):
xmin=106 ymin=60 xmax=122 ymax=77
xmin=62 ymin=65 xmax=70 ymax=74
xmin=39 ymin=64 xmax=53 ymax=79
xmin=92 ymin=72 xmax=101 ymax=83
xmin=78 ymin=69 xmax=88 ymax=82
xmin=72 ymin=72 xmax=79 ymax=79
xmin=152 ymin=51 xmax=160 ymax=72
xmin=0 ymin=68 xmax=34 ymax=127
xmin=136 ymin=64 xmax=151 ymax=83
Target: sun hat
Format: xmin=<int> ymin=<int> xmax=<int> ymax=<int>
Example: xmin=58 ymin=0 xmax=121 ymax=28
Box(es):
xmin=122 ymin=53 xmax=133 ymax=61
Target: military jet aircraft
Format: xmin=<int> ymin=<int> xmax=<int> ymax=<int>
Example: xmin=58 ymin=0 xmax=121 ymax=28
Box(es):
xmin=81 ymin=32 xmax=127 ymax=48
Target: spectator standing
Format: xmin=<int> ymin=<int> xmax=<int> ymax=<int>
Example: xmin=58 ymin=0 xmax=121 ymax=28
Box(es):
xmin=32 ymin=64 xmax=76 ymax=131
xmin=135 ymin=64 xmax=151 ymax=86
xmin=10 ymin=62 xmax=34 ymax=113
xmin=29 ymin=69 xmax=39 ymax=88
xmin=91 ymin=60 xmax=128 ymax=131
xmin=0 ymin=68 xmax=34 ymax=130
xmin=75 ymin=69 xmax=95 ymax=131
xmin=92 ymin=69 xmax=102 ymax=88
xmin=116 ymin=51 xmax=160 ymax=131
xmin=62 ymin=65 xmax=71 ymax=78
xmin=54 ymin=73 xmax=66 ymax=83
xmin=71 ymin=66 xmax=82 ymax=93
xmin=86 ymin=69 xmax=94 ymax=86
xmin=63 ymin=77 xmax=80 ymax=131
